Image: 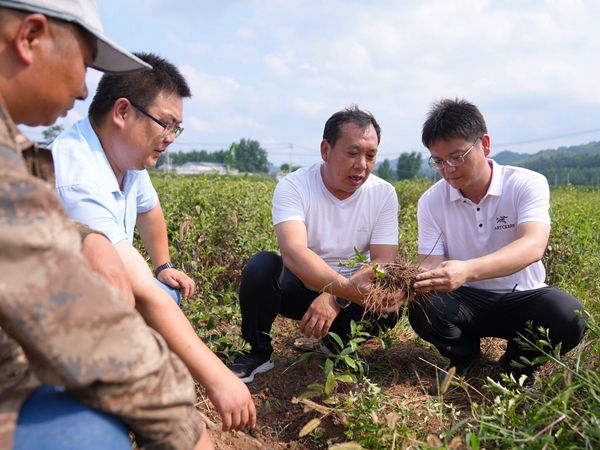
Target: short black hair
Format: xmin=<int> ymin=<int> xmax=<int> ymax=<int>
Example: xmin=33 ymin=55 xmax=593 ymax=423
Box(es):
xmin=88 ymin=52 xmax=191 ymax=124
xmin=323 ymin=104 xmax=381 ymax=149
xmin=422 ymin=98 xmax=487 ymax=149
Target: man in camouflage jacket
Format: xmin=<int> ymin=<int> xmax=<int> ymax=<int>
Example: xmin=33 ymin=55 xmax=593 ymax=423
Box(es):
xmin=0 ymin=1 xmax=208 ymax=448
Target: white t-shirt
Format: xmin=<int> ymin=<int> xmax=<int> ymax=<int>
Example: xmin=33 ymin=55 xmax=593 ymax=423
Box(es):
xmin=418 ymin=159 xmax=550 ymax=293
xmin=272 ymin=162 xmax=398 ymax=278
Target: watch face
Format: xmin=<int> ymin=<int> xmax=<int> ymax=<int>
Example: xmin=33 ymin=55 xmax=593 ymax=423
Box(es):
xmin=335 ymin=297 xmax=351 ymax=309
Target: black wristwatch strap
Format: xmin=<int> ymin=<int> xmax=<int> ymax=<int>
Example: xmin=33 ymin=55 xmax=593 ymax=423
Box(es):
xmin=154 ymin=262 xmax=174 ymax=277
xmin=334 ymin=295 xmax=351 ymax=309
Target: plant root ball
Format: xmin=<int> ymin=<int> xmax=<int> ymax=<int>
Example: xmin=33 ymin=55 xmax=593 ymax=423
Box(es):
xmin=363 ymin=260 xmax=429 ymax=312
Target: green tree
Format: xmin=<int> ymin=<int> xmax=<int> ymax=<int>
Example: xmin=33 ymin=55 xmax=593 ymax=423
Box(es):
xmin=396 ymin=151 xmax=423 ymax=180
xmin=234 ymin=138 xmax=270 ymax=173
xmin=157 ymin=148 xmax=228 ymax=166
xmin=376 ymin=158 xmax=395 ymax=181
xmin=37 ymin=124 xmax=64 ymax=147
xmin=279 ymin=163 xmax=301 ymax=173
xmin=225 ymin=142 xmax=236 ymax=173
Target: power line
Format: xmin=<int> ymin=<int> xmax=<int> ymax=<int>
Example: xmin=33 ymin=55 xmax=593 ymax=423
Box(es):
xmin=496 ymin=128 xmax=600 ymax=147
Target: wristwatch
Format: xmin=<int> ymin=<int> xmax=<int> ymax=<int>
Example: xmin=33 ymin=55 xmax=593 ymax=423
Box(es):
xmin=333 ymin=295 xmax=351 ymax=309
xmin=154 ymin=261 xmax=174 ymax=277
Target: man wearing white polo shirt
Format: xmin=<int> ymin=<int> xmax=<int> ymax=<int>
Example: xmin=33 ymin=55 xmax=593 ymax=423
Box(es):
xmin=410 ymin=98 xmax=586 ymax=388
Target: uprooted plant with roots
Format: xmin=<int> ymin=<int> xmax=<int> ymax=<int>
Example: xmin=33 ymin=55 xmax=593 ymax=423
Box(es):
xmin=338 ymin=248 xmax=430 ymax=313
xmin=362 ymin=258 xmax=430 ymax=312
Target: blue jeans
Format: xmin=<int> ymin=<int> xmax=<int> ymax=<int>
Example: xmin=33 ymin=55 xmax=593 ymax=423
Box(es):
xmin=14 ymin=386 xmax=131 ymax=450
xmin=155 ymin=278 xmax=181 ymax=305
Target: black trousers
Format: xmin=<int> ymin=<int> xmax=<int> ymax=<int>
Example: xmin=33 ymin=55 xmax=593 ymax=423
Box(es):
xmin=239 ymin=251 xmax=399 ymax=357
xmin=408 ymin=285 xmax=587 ymax=373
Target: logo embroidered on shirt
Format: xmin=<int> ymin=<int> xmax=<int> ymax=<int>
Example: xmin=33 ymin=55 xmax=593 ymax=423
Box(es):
xmin=357 ymin=225 xmax=368 ymax=232
xmin=494 ymin=215 xmax=515 ymax=230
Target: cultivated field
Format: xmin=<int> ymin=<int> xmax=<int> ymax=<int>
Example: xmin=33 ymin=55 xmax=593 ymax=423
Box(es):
xmin=145 ymin=173 xmax=600 ymax=450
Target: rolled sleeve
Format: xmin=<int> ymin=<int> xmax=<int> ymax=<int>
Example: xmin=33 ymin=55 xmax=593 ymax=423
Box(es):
xmin=136 ymin=170 xmax=159 ymax=214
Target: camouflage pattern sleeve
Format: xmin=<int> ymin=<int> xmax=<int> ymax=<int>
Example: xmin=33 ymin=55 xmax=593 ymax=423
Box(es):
xmin=74 ymin=220 xmax=107 ymax=241
xmin=0 ymin=145 xmax=204 ymax=449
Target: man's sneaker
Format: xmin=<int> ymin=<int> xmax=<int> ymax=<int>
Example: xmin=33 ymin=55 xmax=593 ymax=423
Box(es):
xmin=438 ymin=351 xmax=483 ymax=384
xmin=498 ymin=353 xmax=539 ymax=393
xmin=319 ymin=338 xmax=337 ymax=355
xmin=228 ymin=353 xmax=274 ymax=383
xmin=293 ymin=338 xmax=336 ymax=355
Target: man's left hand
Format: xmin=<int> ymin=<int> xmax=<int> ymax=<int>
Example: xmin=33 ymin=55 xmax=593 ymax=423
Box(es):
xmin=299 ymin=293 xmax=340 ymax=339
xmin=413 ymin=260 xmax=470 ymax=293
xmin=157 ymin=268 xmax=196 ymax=300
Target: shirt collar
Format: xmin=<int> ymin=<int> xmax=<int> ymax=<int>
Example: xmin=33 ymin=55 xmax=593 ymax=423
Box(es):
xmin=448 ymin=159 xmax=502 ymax=203
xmin=81 ymin=117 xmax=140 ymax=194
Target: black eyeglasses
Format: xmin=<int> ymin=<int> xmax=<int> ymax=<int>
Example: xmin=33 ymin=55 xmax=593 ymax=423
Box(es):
xmin=128 ymin=99 xmax=184 ymax=139
xmin=428 ymin=137 xmax=481 ymax=170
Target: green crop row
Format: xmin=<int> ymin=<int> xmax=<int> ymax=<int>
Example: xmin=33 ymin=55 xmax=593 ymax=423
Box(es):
xmin=144 ymin=173 xmax=599 ymax=449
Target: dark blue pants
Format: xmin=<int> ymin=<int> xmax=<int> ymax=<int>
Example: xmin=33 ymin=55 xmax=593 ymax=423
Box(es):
xmin=408 ymin=285 xmax=586 ymax=374
xmin=240 ymin=251 xmax=400 ymax=356
xmin=14 ymin=386 xmax=131 ymax=450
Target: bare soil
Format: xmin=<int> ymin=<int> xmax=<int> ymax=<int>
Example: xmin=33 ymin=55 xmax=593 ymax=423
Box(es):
xmin=198 ymin=317 xmax=518 ymax=449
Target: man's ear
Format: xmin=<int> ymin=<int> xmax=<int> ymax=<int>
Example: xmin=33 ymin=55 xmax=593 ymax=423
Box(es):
xmin=13 ymin=14 xmax=49 ymax=66
xmin=320 ymin=139 xmax=330 ymax=162
xmin=481 ymin=134 xmax=491 ymax=158
xmin=111 ymin=98 xmax=131 ymax=130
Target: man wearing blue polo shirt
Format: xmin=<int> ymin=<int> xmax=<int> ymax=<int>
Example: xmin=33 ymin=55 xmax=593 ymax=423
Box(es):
xmin=51 ymin=54 xmax=194 ymax=304
xmin=52 ymin=52 xmax=256 ymax=432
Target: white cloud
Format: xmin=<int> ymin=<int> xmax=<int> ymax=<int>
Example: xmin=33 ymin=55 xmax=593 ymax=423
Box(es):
xmin=23 ymin=0 xmax=600 ymax=166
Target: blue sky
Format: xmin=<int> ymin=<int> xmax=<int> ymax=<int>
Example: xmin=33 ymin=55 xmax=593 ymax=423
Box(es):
xmin=23 ymin=0 xmax=600 ymax=167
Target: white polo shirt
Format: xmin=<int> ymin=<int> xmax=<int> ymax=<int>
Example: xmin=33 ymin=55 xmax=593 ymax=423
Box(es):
xmin=273 ymin=162 xmax=398 ymax=278
xmin=418 ymin=159 xmax=550 ymax=293
xmin=51 ymin=117 xmax=158 ymax=245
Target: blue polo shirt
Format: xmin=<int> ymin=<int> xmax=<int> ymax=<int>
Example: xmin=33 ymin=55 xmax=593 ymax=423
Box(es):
xmin=51 ymin=117 xmax=158 ymax=245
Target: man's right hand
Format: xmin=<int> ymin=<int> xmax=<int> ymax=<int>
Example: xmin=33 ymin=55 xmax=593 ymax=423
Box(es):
xmin=204 ymin=368 xmax=257 ymax=432
xmin=299 ymin=293 xmax=340 ymax=339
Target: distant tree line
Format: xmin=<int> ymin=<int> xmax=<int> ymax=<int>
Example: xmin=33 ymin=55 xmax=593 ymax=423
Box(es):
xmin=495 ymin=141 xmax=600 ymax=186
xmin=518 ymin=153 xmax=600 ymax=186
xmin=378 ymin=143 xmax=600 ymax=186
xmin=36 ymin=122 xmax=600 ymax=186
xmin=279 ymin=163 xmax=302 ymax=173
xmin=376 ymin=151 xmax=424 ymax=182
xmin=158 ymin=138 xmax=270 ymax=173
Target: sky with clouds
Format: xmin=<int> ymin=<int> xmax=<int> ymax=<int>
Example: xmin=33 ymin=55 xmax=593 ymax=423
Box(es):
xmin=23 ymin=0 xmax=600 ymax=167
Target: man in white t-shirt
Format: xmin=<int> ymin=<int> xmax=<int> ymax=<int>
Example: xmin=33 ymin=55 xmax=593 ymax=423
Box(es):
xmin=229 ymin=106 xmax=402 ymax=383
xmin=410 ymin=98 xmax=586 ymax=388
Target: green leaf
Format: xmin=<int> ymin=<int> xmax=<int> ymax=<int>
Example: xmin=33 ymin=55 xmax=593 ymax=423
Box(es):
xmin=335 ymin=374 xmax=356 ymax=383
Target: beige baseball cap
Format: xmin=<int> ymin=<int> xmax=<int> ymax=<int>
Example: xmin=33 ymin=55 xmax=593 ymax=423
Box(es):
xmin=0 ymin=0 xmax=151 ymax=74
